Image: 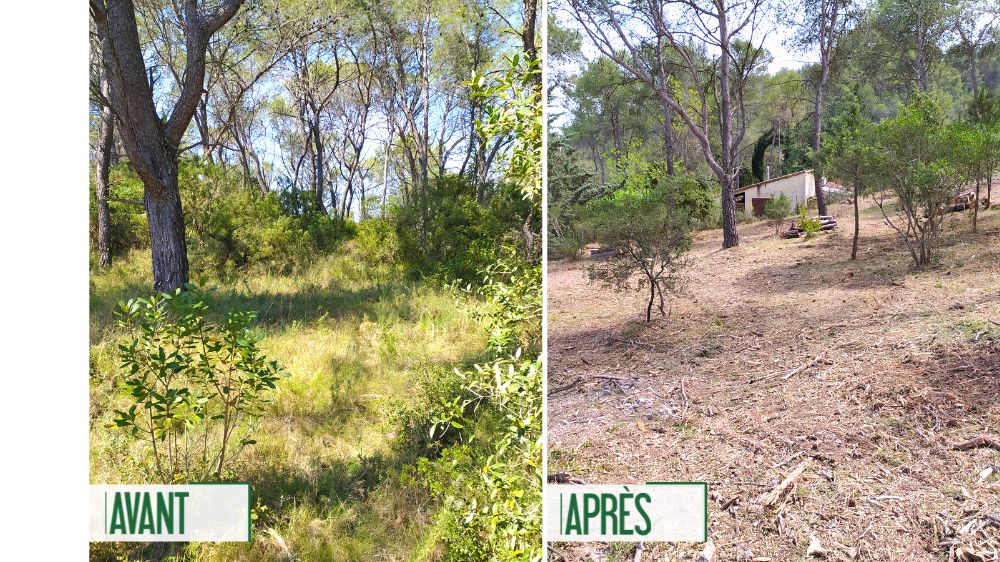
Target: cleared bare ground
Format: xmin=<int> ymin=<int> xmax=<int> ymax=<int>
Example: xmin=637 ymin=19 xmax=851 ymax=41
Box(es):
xmin=548 ymin=199 xmax=1000 ymax=561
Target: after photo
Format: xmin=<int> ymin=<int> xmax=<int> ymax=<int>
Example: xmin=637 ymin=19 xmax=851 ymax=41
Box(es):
xmin=547 ymin=0 xmax=1000 ymax=559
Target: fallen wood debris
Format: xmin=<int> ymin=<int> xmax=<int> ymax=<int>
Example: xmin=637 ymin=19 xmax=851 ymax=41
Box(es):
xmin=756 ymin=461 xmax=810 ymax=508
xmin=953 ymin=436 xmax=1000 ymax=452
xmin=695 ymin=540 xmax=717 ymax=562
xmin=781 ymin=215 xmax=839 ymax=238
xmin=807 ymin=535 xmax=828 ymax=557
xmin=547 ymin=472 xmax=587 ymax=484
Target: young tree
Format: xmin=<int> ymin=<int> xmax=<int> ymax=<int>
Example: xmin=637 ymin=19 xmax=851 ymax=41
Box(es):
xmin=90 ymin=0 xmax=245 ymax=291
xmin=867 ymin=96 xmax=966 ymax=267
xmin=586 ymin=177 xmax=694 ymax=322
xmin=565 ymin=0 xmax=771 ymax=249
xmin=822 ymin=86 xmax=873 ymax=260
xmin=764 ymin=193 xmax=792 ymax=234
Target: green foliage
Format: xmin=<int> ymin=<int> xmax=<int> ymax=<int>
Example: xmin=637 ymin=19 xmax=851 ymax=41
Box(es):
xmin=764 ymin=193 xmax=793 ymax=233
xmin=797 ymin=207 xmax=822 ymax=239
xmin=586 ymin=177 xmax=693 ymax=322
xmin=408 ymin=50 xmax=543 ymax=562
xmin=112 ymin=286 xmax=286 ymax=483
xmin=605 ymin=150 xmax=717 ymax=227
xmin=865 ymin=94 xmax=970 ymax=266
xmin=101 ymin=157 xmax=355 ymax=276
xmin=409 ymin=252 xmax=542 ymax=561
xmin=547 ymin=136 xmax=605 ymax=258
xmin=180 ymin=157 xmax=354 ymax=276
xmin=394 ymin=174 xmax=516 ymax=283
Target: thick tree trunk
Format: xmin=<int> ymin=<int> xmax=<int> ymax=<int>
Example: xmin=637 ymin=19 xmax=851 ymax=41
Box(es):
xmin=93 ymin=0 xmax=243 ymax=292
xmin=721 ymin=177 xmax=739 ymax=248
xmin=145 ymin=169 xmax=190 ymax=293
xmin=717 ymin=21 xmax=739 ymax=249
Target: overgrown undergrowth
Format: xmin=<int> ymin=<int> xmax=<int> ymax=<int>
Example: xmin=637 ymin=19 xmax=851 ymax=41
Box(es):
xmin=89 ymin=242 xmax=492 ymax=561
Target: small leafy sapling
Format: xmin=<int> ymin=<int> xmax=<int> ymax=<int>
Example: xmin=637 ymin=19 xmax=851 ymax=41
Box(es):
xmin=798 ymin=207 xmax=822 ymax=239
xmin=112 ymin=286 xmax=287 ymax=482
xmin=586 ymin=175 xmax=693 ymax=322
xmin=764 ymin=193 xmax=792 ymax=234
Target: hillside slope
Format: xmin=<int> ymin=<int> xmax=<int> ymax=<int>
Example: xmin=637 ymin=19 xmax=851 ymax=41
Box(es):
xmin=548 ymin=201 xmax=1000 ymax=561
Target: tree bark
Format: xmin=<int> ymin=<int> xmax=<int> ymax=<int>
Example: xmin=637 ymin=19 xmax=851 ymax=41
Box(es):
xmin=92 ymin=0 xmax=243 ymax=292
xmin=717 ymin=14 xmax=739 ymax=249
xmin=95 ymin=61 xmax=115 ymax=269
xmin=145 ymin=172 xmax=190 ymax=292
xmin=663 ymin=101 xmax=675 ymax=175
xmin=851 ymin=185 xmax=860 ymax=260
xmin=813 ymin=63 xmax=830 ymax=216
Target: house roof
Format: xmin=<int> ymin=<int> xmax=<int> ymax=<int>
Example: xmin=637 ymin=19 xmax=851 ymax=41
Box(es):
xmin=735 ymin=169 xmax=813 ymax=193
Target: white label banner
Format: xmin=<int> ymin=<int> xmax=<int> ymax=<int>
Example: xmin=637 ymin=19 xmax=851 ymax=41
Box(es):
xmin=90 ymin=484 xmax=250 ymax=542
xmin=545 ymin=483 xmax=707 ymax=542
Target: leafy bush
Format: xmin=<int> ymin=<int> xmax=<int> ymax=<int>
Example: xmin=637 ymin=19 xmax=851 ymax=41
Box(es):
xmin=394 ymin=174 xmax=525 ymax=284
xmin=864 ymin=95 xmax=969 ymax=267
xmin=97 ymin=157 xmax=355 ymax=277
xmin=798 ymin=207 xmax=822 ymax=239
xmin=586 ymin=177 xmax=693 ymax=321
xmin=180 ymin=157 xmax=354 ymax=276
xmin=409 ymin=253 xmax=542 ymax=561
xmin=112 ymin=286 xmax=286 ymax=482
xmin=764 ymin=193 xmax=792 ymax=233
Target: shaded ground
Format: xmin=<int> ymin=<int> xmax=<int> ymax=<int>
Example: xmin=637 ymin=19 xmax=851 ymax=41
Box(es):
xmin=548 ymin=200 xmax=1000 ymax=561
xmin=89 ymin=244 xmax=486 ymax=561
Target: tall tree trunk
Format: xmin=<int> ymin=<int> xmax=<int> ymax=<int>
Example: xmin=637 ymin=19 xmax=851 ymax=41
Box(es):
xmin=92 ymin=0 xmax=243 ymax=292
xmin=717 ymin=18 xmax=739 ymax=249
xmin=522 ymin=0 xmax=540 ymax=90
xmin=145 ymin=171 xmax=190 ymax=292
xmin=813 ymin=60 xmax=830 ymax=216
xmin=311 ymin=110 xmax=327 ymax=214
xmin=95 ymin=80 xmax=115 ymax=269
xmin=94 ymin=115 xmax=115 ymax=267
xmin=420 ymin=0 xmax=431 ymax=249
xmin=663 ymin=101 xmax=675 ymax=175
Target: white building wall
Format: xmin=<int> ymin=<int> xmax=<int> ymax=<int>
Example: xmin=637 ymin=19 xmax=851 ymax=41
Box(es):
xmin=741 ymin=171 xmax=816 ymax=211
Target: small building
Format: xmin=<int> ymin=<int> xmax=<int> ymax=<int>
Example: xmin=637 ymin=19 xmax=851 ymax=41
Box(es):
xmin=735 ymin=169 xmax=816 ymax=216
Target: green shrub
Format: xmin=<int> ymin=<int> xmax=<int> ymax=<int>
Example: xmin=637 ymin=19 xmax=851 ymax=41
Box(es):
xmin=764 ymin=193 xmax=793 ymax=233
xmin=96 ymin=157 xmax=355 ymax=277
xmin=394 ymin=174 xmax=518 ymax=283
xmin=409 ymin=252 xmax=542 ymax=561
xmin=798 ymin=207 xmax=822 ymax=239
xmin=112 ymin=286 xmax=287 ymax=482
xmin=586 ymin=178 xmax=692 ymax=321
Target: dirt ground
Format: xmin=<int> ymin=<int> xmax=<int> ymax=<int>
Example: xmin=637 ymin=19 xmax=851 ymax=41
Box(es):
xmin=547 ymin=199 xmax=1000 ymax=561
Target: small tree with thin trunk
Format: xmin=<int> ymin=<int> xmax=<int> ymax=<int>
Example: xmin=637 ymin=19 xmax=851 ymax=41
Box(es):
xmin=822 ymin=86 xmax=873 ymax=260
xmin=586 ymin=178 xmax=692 ymax=322
xmin=764 ymin=193 xmax=792 ymax=234
xmin=90 ymin=0 xmax=245 ymax=291
xmin=867 ymin=95 xmax=967 ymax=268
